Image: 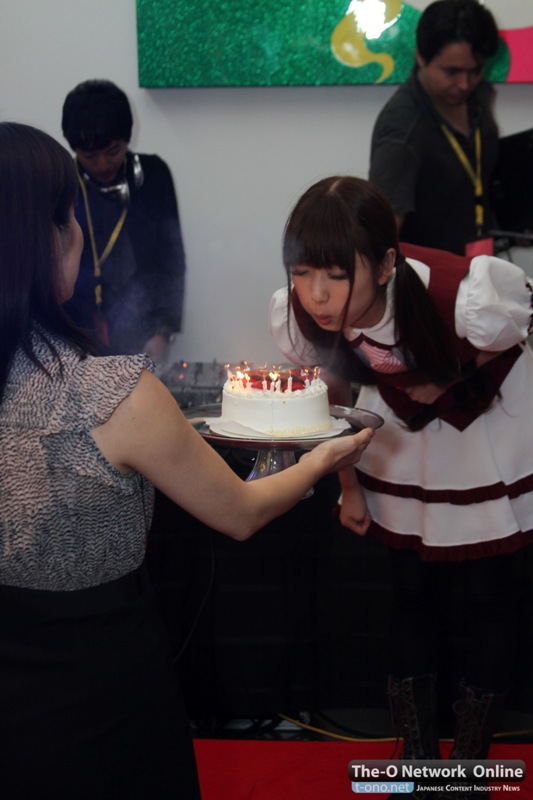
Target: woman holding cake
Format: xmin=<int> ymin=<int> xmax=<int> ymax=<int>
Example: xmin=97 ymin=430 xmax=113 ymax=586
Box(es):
xmin=0 ymin=125 xmax=374 ymax=800
xmin=270 ymin=175 xmax=533 ymax=770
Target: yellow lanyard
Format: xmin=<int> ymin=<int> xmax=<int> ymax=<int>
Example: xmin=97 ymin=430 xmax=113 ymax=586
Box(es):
xmin=77 ymin=164 xmax=128 ymax=309
xmin=440 ymin=124 xmax=483 ymax=233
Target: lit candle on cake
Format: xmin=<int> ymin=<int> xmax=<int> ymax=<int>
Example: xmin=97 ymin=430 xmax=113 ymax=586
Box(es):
xmin=219 ymin=363 xmax=332 ymax=436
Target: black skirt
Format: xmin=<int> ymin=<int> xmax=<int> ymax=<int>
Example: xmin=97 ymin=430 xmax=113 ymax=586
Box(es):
xmin=0 ymin=565 xmax=201 ymax=800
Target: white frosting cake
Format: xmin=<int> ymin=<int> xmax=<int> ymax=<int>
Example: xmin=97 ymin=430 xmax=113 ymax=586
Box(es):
xmin=219 ymin=369 xmax=332 ymax=436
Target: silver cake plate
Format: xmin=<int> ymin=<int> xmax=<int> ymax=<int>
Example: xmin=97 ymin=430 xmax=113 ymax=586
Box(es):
xmin=183 ymin=403 xmax=384 ymax=496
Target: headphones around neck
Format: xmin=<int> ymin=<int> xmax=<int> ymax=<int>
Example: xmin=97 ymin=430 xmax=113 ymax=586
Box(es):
xmin=81 ymin=153 xmax=144 ymax=207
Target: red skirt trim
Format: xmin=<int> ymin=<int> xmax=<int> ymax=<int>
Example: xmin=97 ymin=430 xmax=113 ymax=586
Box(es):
xmin=356 ymin=469 xmax=533 ymax=506
xmin=370 ymin=521 xmax=533 ymax=562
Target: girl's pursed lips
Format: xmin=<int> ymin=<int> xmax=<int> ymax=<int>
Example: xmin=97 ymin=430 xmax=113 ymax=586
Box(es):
xmin=314 ymin=314 xmax=333 ymax=326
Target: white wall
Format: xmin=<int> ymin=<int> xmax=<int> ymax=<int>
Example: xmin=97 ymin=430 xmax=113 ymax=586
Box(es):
xmin=1 ymin=0 xmax=532 ymax=364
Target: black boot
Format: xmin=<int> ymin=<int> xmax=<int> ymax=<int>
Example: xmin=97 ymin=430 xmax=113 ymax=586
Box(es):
xmin=387 ymin=674 xmax=442 ymax=800
xmin=388 ymin=674 xmax=441 ymax=760
xmin=447 ymin=682 xmax=507 ymax=799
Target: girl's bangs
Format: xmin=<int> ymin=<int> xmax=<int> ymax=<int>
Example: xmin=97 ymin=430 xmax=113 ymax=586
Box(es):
xmin=284 ymin=203 xmax=357 ymax=274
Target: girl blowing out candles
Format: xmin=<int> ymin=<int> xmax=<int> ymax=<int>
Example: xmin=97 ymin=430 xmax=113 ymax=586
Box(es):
xmin=270 ymin=175 xmax=533 ymax=780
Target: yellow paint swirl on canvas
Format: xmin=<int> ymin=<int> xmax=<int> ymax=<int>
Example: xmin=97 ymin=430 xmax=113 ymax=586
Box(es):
xmin=331 ymin=0 xmax=402 ymax=82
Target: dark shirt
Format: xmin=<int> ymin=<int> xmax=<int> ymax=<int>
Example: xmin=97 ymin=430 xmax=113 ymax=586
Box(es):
xmin=369 ymin=72 xmax=499 ymax=255
xmin=65 ymin=153 xmax=186 ymax=355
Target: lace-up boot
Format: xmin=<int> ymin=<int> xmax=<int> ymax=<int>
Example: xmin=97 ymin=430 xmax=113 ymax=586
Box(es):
xmin=445 ymin=682 xmax=506 ymax=800
xmin=387 ymin=674 xmax=442 ymax=800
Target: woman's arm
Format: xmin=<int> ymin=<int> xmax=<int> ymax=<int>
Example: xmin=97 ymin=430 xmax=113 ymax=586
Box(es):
xmin=91 ymin=370 xmax=374 ymax=541
xmin=321 ymin=371 xmax=372 ymax=536
xmin=337 ymin=464 xmax=372 ymax=536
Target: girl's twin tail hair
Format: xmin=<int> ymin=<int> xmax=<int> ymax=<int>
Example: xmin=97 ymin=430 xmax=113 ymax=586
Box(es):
xmin=393 ymin=255 xmax=461 ymax=384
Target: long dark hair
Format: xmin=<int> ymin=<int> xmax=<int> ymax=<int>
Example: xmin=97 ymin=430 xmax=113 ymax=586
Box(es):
xmin=0 ymin=122 xmax=93 ymax=401
xmin=282 ymin=176 xmax=461 ymax=385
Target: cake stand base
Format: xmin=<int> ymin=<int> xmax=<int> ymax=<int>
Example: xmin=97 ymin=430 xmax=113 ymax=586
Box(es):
xmin=245 ymin=448 xmax=314 ymax=498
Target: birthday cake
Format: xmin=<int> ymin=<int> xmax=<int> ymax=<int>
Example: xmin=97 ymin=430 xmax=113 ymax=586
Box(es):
xmin=219 ymin=368 xmax=332 ymax=436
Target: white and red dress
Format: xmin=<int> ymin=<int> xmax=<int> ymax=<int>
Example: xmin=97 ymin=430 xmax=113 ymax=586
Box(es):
xmin=269 ymin=251 xmax=533 ymax=561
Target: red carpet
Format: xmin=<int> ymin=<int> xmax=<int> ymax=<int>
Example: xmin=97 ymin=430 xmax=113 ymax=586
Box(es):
xmin=194 ymin=740 xmax=533 ymax=800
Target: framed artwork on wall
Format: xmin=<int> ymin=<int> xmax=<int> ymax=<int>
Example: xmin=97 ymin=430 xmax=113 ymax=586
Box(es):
xmin=136 ymin=1 xmax=533 ymax=88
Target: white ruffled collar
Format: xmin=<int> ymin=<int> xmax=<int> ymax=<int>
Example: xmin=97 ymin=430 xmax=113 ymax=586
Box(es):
xmin=343 ymin=272 xmax=397 ymax=344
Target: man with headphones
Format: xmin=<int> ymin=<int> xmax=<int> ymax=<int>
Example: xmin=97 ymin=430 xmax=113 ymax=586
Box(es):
xmin=61 ymin=80 xmax=186 ymax=365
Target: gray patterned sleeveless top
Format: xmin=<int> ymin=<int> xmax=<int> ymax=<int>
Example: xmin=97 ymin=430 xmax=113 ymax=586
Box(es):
xmin=0 ymin=332 xmax=154 ymax=591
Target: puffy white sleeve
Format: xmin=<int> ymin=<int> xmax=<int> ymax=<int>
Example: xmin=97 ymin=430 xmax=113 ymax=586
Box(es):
xmin=268 ymin=287 xmax=320 ymax=366
xmin=455 ymin=256 xmax=533 ymax=350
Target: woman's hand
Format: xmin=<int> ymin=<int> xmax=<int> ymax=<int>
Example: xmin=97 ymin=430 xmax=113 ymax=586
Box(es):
xmin=338 ymin=481 xmax=372 ymax=536
xmin=142 ymin=334 xmax=170 ymax=366
xmin=404 ymin=381 xmax=449 ymax=404
xmin=300 ymin=427 xmax=374 ymax=474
